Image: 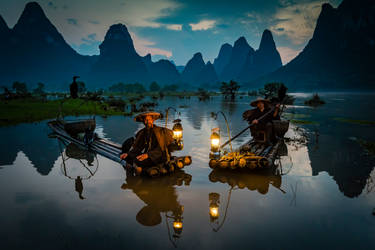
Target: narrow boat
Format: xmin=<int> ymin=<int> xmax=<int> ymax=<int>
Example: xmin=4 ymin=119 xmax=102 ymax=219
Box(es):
xmin=63 ymin=118 xmax=96 ymax=136
xmin=48 ymin=119 xmax=192 ymax=177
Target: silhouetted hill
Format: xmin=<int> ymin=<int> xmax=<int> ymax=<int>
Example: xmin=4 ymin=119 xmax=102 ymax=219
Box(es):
xmin=196 ymin=61 xmax=219 ymax=87
xmin=213 ymin=43 xmax=232 ymax=76
xmin=238 ymin=29 xmax=282 ymax=82
xmin=142 ymin=54 xmax=180 ymax=84
xmin=88 ymin=23 xmax=150 ymax=88
xmin=254 ymin=0 xmax=375 ymax=90
xmin=181 ymin=52 xmax=206 ymax=84
xmin=220 ymin=37 xmax=254 ymax=81
xmin=0 ymin=2 xmax=92 ymax=89
xmin=0 ymin=15 xmax=9 ymax=35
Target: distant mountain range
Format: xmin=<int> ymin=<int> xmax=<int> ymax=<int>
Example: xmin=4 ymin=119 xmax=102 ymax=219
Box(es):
xmin=0 ymin=0 xmax=373 ymax=91
xmin=253 ymin=0 xmax=375 ymax=90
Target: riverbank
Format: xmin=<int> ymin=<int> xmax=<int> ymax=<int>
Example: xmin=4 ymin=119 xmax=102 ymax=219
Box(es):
xmin=0 ymin=98 xmax=127 ymax=126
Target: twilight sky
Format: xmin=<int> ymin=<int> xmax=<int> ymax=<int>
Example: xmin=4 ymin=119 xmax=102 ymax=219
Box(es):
xmin=0 ymin=0 xmax=342 ymax=65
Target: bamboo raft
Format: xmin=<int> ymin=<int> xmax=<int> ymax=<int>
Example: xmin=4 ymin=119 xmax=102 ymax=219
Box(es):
xmin=209 ymin=120 xmax=289 ymax=170
xmin=48 ymin=119 xmax=192 ymax=176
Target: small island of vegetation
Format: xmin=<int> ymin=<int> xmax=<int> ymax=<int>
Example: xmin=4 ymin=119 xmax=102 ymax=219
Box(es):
xmin=305 ymin=93 xmax=325 ymax=106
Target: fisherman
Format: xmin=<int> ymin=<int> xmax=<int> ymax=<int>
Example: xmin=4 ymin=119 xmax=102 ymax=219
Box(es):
xmin=243 ymin=97 xmax=280 ymax=144
xmin=120 ymin=111 xmax=174 ymax=176
xmin=70 ymin=76 xmax=79 ymax=99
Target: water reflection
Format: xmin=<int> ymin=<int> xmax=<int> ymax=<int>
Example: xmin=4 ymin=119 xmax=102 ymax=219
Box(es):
xmin=59 ymin=141 xmax=99 ymax=200
xmin=121 ymin=169 xmax=192 ymax=247
xmin=208 ymin=168 xmax=284 ymax=194
xmin=0 ymin=123 xmax=60 ymax=174
xmin=207 ymin=167 xmax=285 ymax=232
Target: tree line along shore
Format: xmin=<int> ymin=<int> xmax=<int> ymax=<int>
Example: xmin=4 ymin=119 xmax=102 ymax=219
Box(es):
xmin=2 ymin=81 xmax=330 ymax=127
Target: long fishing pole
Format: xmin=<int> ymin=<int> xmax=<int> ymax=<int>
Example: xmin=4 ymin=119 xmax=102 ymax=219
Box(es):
xmin=219 ymin=107 xmax=275 ymax=149
xmin=219 ymin=86 xmax=288 ymax=150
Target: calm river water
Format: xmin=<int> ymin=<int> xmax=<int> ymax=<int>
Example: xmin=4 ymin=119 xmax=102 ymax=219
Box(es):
xmin=0 ymin=93 xmax=374 ymax=250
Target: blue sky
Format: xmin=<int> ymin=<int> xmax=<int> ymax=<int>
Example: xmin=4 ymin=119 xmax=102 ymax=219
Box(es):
xmin=0 ymin=0 xmax=342 ymax=65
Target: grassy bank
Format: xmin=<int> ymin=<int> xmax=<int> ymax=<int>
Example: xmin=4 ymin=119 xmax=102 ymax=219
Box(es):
xmin=0 ymin=98 xmax=126 ymax=126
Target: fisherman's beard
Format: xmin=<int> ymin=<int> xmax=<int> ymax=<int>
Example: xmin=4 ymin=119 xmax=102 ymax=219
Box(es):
xmin=145 ymin=122 xmax=153 ymax=129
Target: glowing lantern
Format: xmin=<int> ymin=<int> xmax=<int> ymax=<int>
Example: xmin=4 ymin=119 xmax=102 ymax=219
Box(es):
xmin=210 ymin=128 xmax=220 ymax=153
xmin=172 ymin=119 xmax=183 ymax=150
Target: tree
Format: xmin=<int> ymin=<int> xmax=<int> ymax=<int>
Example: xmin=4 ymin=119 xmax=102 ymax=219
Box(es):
xmin=33 ymin=82 xmax=45 ymax=95
xmin=220 ymin=80 xmax=240 ymax=100
xmin=258 ymin=82 xmax=294 ymax=104
xmin=12 ymin=81 xmax=28 ymax=95
xmin=149 ymin=81 xmax=160 ymax=92
xmin=258 ymin=82 xmax=284 ymax=99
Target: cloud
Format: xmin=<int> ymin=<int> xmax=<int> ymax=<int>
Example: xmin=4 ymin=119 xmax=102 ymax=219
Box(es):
xmin=270 ymin=1 xmax=327 ymax=45
xmin=277 ymin=46 xmax=302 ymax=64
xmin=116 ymin=0 xmax=180 ymax=28
xmin=189 ymin=20 xmax=216 ymax=31
xmin=166 ymin=24 xmax=182 ymax=31
xmin=71 ymin=33 xmax=101 ymax=55
xmin=66 ymin=18 xmax=78 ymax=26
xmin=130 ymin=32 xmax=172 ymax=58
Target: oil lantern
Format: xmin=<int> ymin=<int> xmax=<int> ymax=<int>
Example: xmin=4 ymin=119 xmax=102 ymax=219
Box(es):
xmin=172 ymin=119 xmax=183 ymax=150
xmin=210 ymin=128 xmax=220 ymax=155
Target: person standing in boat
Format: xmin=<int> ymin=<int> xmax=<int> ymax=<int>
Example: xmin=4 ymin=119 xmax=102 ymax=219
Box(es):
xmin=243 ymin=97 xmax=280 ymax=144
xmin=120 ymin=112 xmax=174 ymax=176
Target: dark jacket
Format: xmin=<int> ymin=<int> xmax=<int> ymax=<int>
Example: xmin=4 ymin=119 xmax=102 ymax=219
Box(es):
xmin=129 ymin=125 xmax=174 ymax=163
xmin=243 ymin=107 xmax=274 ymax=125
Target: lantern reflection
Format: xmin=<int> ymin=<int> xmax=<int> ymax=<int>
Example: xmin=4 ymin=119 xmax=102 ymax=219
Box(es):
xmin=209 ymin=192 xmax=220 ymax=223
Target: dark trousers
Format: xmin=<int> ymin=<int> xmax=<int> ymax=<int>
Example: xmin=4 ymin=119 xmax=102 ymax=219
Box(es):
xmin=121 ymin=137 xmax=155 ymax=169
xmin=125 ymin=155 xmax=154 ymax=169
xmin=250 ymin=122 xmax=273 ymax=143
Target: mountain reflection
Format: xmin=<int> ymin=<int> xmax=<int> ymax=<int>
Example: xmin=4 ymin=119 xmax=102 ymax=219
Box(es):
xmin=60 ymin=142 xmax=99 ymax=200
xmin=0 ymin=123 xmax=60 ymax=175
xmin=308 ymin=130 xmax=374 ymax=198
xmin=121 ymin=170 xmax=192 ymax=246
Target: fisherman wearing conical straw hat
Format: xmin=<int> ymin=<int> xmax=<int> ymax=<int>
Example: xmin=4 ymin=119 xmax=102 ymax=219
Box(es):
xmin=120 ymin=111 xmax=174 ymax=176
xmin=242 ymin=97 xmax=280 ymax=144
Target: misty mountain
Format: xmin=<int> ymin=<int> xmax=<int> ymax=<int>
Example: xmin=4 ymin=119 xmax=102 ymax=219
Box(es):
xmin=220 ymin=37 xmax=255 ymax=81
xmin=88 ymin=23 xmax=150 ymax=88
xmin=0 ymin=2 xmax=92 ymax=90
xmin=238 ymin=29 xmax=282 ymax=82
xmin=142 ymin=54 xmax=180 ymax=85
xmin=213 ymin=43 xmax=232 ymax=76
xmin=181 ymin=52 xmax=206 ymax=84
xmin=196 ymin=61 xmax=219 ymax=86
xmin=254 ymin=0 xmax=375 ymax=90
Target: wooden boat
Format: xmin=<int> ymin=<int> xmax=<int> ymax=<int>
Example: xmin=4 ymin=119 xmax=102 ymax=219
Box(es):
xmin=48 ymin=119 xmax=191 ymax=177
xmin=62 ymin=118 xmax=96 ymax=136
xmin=209 ymin=120 xmax=289 ymax=170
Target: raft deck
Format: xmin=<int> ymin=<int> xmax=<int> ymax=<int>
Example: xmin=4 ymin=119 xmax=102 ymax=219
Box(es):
xmin=48 ymin=120 xmax=192 ymax=176
xmin=209 ymin=139 xmax=283 ymax=170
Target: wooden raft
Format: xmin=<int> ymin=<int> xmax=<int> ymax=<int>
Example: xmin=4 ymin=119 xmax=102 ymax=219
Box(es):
xmin=209 ymin=139 xmax=283 ymax=170
xmin=48 ymin=120 xmax=191 ymax=176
